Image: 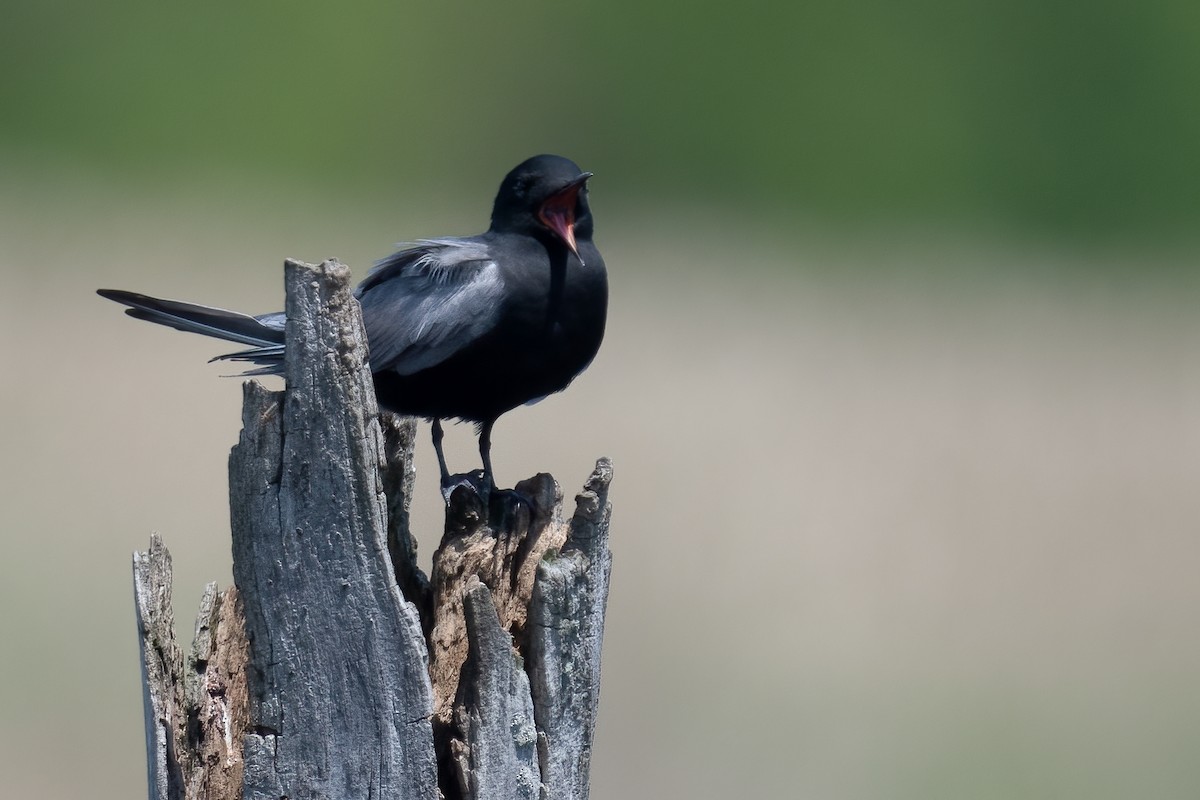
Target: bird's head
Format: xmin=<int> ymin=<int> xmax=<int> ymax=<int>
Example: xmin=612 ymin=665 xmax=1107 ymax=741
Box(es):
xmin=490 ymin=155 xmax=594 ymax=263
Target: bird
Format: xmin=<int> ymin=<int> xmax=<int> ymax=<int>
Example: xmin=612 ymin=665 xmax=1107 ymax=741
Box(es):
xmin=98 ymin=154 xmax=607 ymax=500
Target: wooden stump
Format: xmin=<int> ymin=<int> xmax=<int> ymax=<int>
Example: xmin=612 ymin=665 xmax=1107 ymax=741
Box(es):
xmin=132 ymin=259 xmax=612 ymax=800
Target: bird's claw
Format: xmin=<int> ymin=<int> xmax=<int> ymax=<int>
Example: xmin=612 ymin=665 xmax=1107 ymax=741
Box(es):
xmin=488 ymin=487 xmax=536 ymax=514
xmin=439 ymin=471 xmax=536 ymax=519
xmin=440 ymin=470 xmax=487 ymax=505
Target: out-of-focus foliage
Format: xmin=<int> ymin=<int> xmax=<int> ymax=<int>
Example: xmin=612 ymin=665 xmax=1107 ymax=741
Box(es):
xmin=3 ymin=1 xmax=1198 ymax=240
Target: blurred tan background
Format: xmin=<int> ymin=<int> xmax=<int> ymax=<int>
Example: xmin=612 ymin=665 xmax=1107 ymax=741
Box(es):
xmin=3 ymin=3 xmax=1200 ymax=798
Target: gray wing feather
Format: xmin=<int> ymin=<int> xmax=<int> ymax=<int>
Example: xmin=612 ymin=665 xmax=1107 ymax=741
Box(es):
xmin=358 ymin=238 xmax=504 ymax=376
xmin=204 ymin=312 xmax=287 ymax=374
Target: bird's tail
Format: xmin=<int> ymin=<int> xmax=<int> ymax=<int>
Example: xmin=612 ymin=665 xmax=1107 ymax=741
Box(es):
xmin=97 ymin=289 xmax=288 ymax=375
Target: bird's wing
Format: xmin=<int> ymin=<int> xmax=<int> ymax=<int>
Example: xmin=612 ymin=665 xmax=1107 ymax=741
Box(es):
xmin=357 ymin=238 xmax=506 ymax=376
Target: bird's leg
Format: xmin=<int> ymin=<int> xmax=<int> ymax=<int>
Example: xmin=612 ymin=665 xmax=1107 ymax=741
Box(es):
xmin=431 ymin=418 xmax=451 ymax=485
xmin=435 ymin=418 xmax=481 ymax=505
xmin=476 ymin=420 xmax=536 ymax=514
xmin=477 ymin=418 xmax=496 ymax=494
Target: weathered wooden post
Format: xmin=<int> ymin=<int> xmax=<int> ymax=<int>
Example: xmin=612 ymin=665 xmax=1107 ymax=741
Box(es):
xmin=132 ymin=259 xmax=613 ymax=800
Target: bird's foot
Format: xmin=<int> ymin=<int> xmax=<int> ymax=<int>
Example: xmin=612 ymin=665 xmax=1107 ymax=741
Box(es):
xmin=439 ymin=470 xmax=536 ymax=521
xmin=440 ymin=470 xmax=488 ymax=506
xmin=488 ymin=486 xmax=536 ymax=514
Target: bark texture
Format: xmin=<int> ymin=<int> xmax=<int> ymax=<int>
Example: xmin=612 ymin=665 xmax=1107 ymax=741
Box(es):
xmin=526 ymin=459 xmax=614 ymax=800
xmin=134 ymin=535 xmax=249 ymax=800
xmin=227 ymin=259 xmax=438 ymax=800
xmin=440 ymin=461 xmax=614 ymax=800
xmin=132 ymin=258 xmax=612 ymax=800
xmin=429 ymin=474 xmax=570 ymax=725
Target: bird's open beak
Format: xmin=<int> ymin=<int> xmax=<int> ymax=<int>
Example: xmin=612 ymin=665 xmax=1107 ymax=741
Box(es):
xmin=538 ymin=172 xmax=593 ymax=264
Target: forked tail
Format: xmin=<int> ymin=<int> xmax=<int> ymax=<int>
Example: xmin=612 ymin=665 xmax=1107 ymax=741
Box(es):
xmin=97 ymin=289 xmax=287 ymax=375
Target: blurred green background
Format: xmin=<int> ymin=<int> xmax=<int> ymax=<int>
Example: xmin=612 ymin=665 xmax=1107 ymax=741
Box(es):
xmin=3 ymin=3 xmax=1199 ymax=799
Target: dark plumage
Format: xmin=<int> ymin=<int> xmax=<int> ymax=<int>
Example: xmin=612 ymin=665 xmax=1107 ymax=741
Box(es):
xmin=98 ymin=154 xmax=608 ymax=494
